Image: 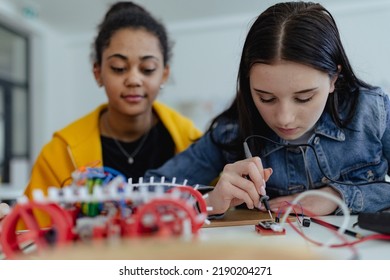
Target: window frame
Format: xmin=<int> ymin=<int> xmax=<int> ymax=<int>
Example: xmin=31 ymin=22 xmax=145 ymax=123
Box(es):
xmin=0 ymin=22 xmax=30 ymax=183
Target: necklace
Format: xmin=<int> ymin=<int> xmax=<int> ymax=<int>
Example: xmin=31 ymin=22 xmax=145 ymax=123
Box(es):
xmin=104 ymin=115 xmax=150 ymax=165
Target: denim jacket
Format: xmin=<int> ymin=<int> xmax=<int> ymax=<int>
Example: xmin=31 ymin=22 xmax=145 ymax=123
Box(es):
xmin=146 ymin=87 xmax=390 ymax=214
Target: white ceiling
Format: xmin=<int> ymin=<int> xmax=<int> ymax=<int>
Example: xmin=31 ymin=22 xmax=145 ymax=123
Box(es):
xmin=7 ymin=0 xmax=357 ymax=34
xmin=8 ymin=0 xmax=274 ymax=34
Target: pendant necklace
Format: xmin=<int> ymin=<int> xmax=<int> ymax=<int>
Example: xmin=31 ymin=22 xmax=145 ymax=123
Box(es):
xmin=104 ymin=116 xmax=150 ymax=165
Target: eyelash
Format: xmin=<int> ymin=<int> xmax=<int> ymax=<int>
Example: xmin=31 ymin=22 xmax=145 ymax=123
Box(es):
xmin=260 ymin=97 xmax=313 ymax=104
xmin=110 ymin=67 xmax=156 ymax=75
xmin=259 ymin=98 xmax=275 ymax=103
xmin=297 ymin=97 xmax=313 ymax=103
xmin=111 ymin=66 xmax=126 ymax=73
xmin=143 ymin=69 xmax=156 ymax=75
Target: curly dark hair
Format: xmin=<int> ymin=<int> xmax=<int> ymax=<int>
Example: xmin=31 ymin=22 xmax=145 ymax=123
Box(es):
xmin=91 ymin=1 xmax=172 ymax=66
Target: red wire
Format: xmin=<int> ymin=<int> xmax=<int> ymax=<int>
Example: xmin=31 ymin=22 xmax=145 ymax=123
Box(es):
xmin=330 ymin=234 xmax=390 ymax=247
xmin=286 ymin=218 xmax=359 ymax=257
xmin=281 ymin=204 xmax=390 ymax=257
xmin=277 ymin=201 xmax=303 ymax=224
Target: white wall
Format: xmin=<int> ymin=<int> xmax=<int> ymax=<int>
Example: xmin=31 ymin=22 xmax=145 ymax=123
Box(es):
xmin=1 ymin=0 xmax=390 ymax=166
xmin=162 ymin=2 xmax=390 ymax=132
xmin=156 ymin=2 xmax=390 ymax=133
xmin=333 ymin=3 xmax=390 ymax=90
xmin=160 ymin=14 xmax=255 ymax=131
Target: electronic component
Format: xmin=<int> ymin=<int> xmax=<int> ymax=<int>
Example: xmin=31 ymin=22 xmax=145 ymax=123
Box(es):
xmin=0 ymin=174 xmax=209 ymax=259
xmin=302 ymin=217 xmax=311 ymax=227
xmin=258 ymin=220 xmax=276 ymax=229
xmin=255 ymin=220 xmax=286 ymax=236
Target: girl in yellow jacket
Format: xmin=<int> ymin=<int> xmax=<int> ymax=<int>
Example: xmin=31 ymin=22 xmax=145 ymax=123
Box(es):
xmin=25 ymin=2 xmax=201 ymax=208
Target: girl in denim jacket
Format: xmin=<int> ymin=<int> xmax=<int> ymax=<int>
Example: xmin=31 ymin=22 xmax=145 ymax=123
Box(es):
xmin=146 ymin=2 xmax=390 ymax=216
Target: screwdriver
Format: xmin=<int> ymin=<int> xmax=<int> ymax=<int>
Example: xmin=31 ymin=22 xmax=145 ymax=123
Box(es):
xmin=243 ymin=141 xmax=273 ymax=220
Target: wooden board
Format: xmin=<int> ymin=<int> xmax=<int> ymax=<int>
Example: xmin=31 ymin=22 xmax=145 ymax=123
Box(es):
xmin=203 ymin=208 xmax=295 ymax=228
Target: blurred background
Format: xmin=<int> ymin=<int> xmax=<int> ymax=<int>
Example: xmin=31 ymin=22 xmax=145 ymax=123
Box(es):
xmin=0 ymin=0 xmax=389 ymax=192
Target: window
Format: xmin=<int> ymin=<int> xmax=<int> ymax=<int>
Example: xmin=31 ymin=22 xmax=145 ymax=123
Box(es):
xmin=0 ymin=23 xmax=30 ymax=183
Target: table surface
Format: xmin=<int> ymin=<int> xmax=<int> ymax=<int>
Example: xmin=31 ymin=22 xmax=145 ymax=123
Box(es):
xmin=1 ymin=208 xmax=389 ymax=260
xmin=201 ymin=209 xmax=390 ymax=260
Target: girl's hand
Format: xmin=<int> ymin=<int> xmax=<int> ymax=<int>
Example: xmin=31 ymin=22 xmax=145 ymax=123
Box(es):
xmin=206 ymin=157 xmax=272 ymax=215
xmin=268 ymin=186 xmax=341 ymax=216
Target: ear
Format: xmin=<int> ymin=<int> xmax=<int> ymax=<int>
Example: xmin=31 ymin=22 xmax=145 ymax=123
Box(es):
xmin=329 ymin=65 xmax=341 ymax=93
xmin=93 ymin=63 xmax=103 ymax=87
xmin=161 ymin=65 xmax=170 ymax=85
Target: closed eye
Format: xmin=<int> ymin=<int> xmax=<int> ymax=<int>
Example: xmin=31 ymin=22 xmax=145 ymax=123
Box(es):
xmin=142 ymin=68 xmax=156 ymax=75
xmin=111 ymin=66 xmax=126 ymax=74
xmin=295 ymin=96 xmax=313 ymax=103
xmin=260 ymin=97 xmax=276 ymax=103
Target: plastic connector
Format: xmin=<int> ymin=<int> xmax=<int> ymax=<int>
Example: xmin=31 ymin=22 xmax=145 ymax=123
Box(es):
xmin=302 ymin=217 xmax=311 ymax=227
xmin=270 ymin=223 xmax=284 ymax=232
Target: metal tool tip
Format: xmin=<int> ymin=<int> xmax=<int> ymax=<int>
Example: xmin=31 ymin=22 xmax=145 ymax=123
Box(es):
xmin=268 ymin=210 xmax=273 ymax=220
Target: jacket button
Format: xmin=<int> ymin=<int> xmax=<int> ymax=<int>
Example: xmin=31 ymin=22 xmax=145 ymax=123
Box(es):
xmin=367 ymin=170 xmax=375 ymax=181
xmin=321 ymin=177 xmax=330 ymax=184
xmin=314 ymin=137 xmax=320 ymax=144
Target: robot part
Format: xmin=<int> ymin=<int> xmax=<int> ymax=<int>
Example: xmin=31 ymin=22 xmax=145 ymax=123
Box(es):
xmin=0 ymin=168 xmax=208 ymax=259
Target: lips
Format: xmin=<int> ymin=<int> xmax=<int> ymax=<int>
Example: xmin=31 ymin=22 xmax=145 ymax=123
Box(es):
xmin=277 ymin=127 xmax=298 ymax=136
xmin=121 ymin=93 xmax=145 ymax=103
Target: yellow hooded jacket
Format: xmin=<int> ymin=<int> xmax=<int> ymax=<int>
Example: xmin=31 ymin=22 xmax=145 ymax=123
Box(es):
xmin=23 ymin=102 xmax=201 ymax=227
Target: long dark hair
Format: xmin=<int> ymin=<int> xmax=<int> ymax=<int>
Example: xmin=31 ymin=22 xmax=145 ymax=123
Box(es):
xmin=208 ymin=1 xmax=372 ymax=158
xmin=92 ymin=1 xmax=172 ymax=66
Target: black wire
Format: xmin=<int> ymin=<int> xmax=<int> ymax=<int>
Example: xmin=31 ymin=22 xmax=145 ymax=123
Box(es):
xmin=244 ymin=134 xmax=390 ymax=187
xmin=60 ymin=176 xmax=72 ymax=187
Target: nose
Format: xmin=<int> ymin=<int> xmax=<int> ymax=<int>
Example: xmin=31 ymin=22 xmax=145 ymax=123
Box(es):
xmin=275 ymin=102 xmax=295 ymax=127
xmin=124 ymin=68 xmax=142 ymax=87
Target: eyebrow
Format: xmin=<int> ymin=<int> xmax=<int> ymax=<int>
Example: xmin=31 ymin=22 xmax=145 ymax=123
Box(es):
xmin=253 ymin=87 xmax=318 ymax=94
xmin=107 ymin=53 xmax=160 ymax=62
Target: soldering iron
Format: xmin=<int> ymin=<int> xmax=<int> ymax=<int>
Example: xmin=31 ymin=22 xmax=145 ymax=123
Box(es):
xmin=243 ymin=141 xmax=273 ymax=220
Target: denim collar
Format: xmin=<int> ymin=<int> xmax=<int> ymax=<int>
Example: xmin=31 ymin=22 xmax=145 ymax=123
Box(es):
xmin=314 ymin=111 xmax=346 ymax=141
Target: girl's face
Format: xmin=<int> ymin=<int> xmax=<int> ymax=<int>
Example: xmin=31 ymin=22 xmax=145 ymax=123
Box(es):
xmin=94 ymin=28 xmax=169 ymax=117
xmin=250 ymin=60 xmax=338 ymax=141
